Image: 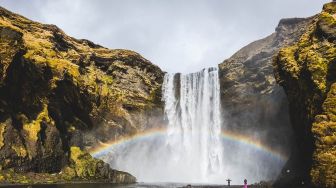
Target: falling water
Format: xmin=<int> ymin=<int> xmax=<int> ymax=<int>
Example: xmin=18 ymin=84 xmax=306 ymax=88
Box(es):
xmin=95 ymin=67 xmax=287 ymax=184
xmin=162 ymin=67 xmax=223 ymax=181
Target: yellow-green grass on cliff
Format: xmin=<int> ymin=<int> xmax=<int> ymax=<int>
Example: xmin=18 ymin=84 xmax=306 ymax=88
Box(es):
xmin=274 ymin=2 xmax=336 ymax=187
xmin=0 ymin=15 xmax=80 ymax=79
xmin=22 ymin=31 xmax=80 ymax=78
xmin=1 ymin=9 xmax=162 ymax=112
xmin=69 ymin=146 xmax=99 ymax=178
xmin=22 ymin=104 xmax=54 ymax=141
xmin=277 ymin=7 xmax=336 ymax=93
xmin=277 ymin=46 xmax=301 ymax=79
xmin=11 ymin=145 xmax=27 ymax=158
xmin=0 ymin=6 xmax=159 ymax=184
xmin=311 ymin=83 xmax=336 ymax=187
xmin=0 ymin=123 xmax=5 ymax=149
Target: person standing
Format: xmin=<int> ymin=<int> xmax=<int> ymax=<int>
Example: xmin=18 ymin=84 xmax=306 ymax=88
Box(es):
xmin=226 ymin=179 xmax=232 ymax=186
xmin=243 ymin=179 xmax=248 ymax=188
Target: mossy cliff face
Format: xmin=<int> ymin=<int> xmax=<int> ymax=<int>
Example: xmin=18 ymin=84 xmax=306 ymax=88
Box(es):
xmin=274 ymin=2 xmax=336 ymax=187
xmin=0 ymin=6 xmax=163 ymax=183
xmin=218 ymin=9 xmax=314 ymax=182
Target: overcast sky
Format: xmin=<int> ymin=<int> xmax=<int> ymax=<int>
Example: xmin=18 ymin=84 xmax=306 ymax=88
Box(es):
xmin=0 ymin=0 xmax=330 ymax=73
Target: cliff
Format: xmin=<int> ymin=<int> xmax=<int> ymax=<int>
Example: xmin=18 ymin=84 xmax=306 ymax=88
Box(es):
xmin=274 ymin=2 xmax=336 ymax=187
xmin=0 ymin=6 xmax=163 ymax=184
xmin=218 ymin=7 xmax=316 ymax=182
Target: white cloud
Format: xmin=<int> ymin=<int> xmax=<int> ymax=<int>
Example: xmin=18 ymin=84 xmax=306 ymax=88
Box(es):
xmin=0 ymin=0 xmax=330 ymax=73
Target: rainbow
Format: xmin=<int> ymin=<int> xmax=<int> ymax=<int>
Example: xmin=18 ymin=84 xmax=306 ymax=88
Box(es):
xmin=90 ymin=128 xmax=288 ymax=162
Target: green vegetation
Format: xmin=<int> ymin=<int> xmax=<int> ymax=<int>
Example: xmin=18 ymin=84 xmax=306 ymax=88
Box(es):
xmin=69 ymin=146 xmax=99 ymax=178
xmin=0 ymin=124 xmax=5 ymax=149
xmin=22 ymin=104 xmax=53 ymax=141
xmin=11 ymin=145 xmax=27 ymax=158
xmin=274 ymin=2 xmax=336 ymax=187
xmin=0 ymin=6 xmax=156 ymax=184
xmin=277 ymin=46 xmax=300 ymax=79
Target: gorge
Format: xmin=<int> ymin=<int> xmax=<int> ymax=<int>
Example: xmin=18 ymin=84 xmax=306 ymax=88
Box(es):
xmin=0 ymin=1 xmax=335 ymax=188
xmin=93 ymin=68 xmax=287 ymax=184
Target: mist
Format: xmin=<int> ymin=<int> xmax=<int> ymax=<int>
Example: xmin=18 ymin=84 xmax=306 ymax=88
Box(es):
xmin=93 ymin=68 xmax=291 ymax=184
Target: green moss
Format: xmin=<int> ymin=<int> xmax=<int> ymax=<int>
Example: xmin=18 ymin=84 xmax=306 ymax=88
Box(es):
xmin=291 ymin=16 xmax=335 ymax=93
xmin=297 ymin=27 xmax=314 ymax=48
xmin=67 ymin=125 xmax=76 ymax=132
xmin=320 ymin=12 xmax=336 ymax=26
xmin=18 ymin=176 xmax=29 ymax=184
xmin=0 ymin=17 xmax=22 ymax=33
xmin=275 ymin=5 xmax=336 ymax=187
xmin=23 ymin=104 xmax=53 ymax=141
xmin=61 ymin=166 xmax=77 ymax=180
xmin=305 ymin=50 xmax=328 ymax=92
xmin=22 ymin=31 xmax=80 ymax=78
xmin=80 ymin=64 xmax=114 ymax=98
xmin=311 ymin=150 xmax=336 ymax=187
xmin=323 ymin=135 xmax=336 ymax=145
xmin=0 ymin=6 xmax=159 ymax=183
xmin=322 ymin=2 xmax=336 ymax=14
xmin=0 ymin=123 xmax=5 ymax=149
xmin=323 ymin=84 xmax=336 ymax=119
xmin=100 ymin=74 xmax=114 ymax=85
xmin=11 ymin=145 xmax=27 ymax=158
xmin=69 ymin=146 xmax=99 ymax=178
xmin=278 ymin=46 xmax=301 ymax=79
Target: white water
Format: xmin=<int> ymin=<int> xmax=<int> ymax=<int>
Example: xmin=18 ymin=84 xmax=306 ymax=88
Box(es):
xmin=95 ymin=67 xmax=286 ymax=184
xmin=162 ymin=68 xmax=223 ymax=182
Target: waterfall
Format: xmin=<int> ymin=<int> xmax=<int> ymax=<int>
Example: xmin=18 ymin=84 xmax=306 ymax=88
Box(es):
xmin=162 ymin=67 xmax=223 ymax=181
xmin=95 ymin=67 xmax=287 ymax=184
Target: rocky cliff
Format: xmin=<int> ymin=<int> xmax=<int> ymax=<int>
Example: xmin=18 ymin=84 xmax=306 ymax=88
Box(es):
xmin=218 ymin=8 xmax=316 ymax=184
xmin=274 ymin=2 xmax=336 ymax=187
xmin=0 ymin=6 xmax=163 ymax=184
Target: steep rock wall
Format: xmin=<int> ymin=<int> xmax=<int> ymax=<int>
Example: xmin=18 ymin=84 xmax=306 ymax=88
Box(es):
xmin=0 ymin=6 xmax=163 ymax=183
xmin=218 ymin=12 xmax=315 ymax=184
xmin=274 ymin=2 xmax=336 ymax=187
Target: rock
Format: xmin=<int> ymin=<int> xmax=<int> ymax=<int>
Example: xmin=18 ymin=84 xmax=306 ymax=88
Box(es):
xmin=273 ymin=2 xmax=336 ymax=187
xmin=218 ymin=7 xmax=314 ymax=184
xmin=63 ymin=146 xmax=136 ymax=182
xmin=0 ymin=6 xmax=163 ymax=183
